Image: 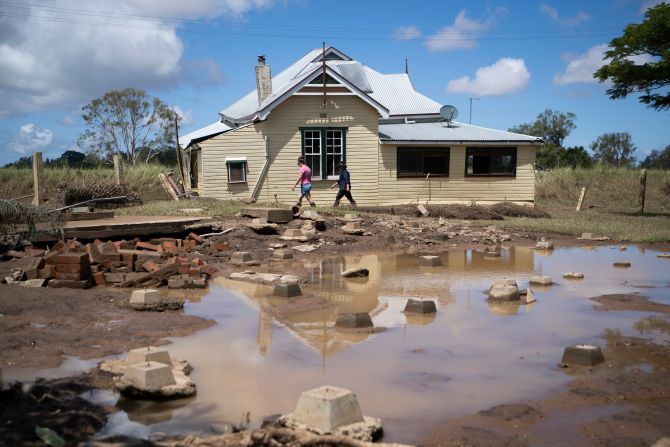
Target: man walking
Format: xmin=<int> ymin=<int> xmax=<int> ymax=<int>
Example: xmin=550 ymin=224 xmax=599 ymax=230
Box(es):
xmin=330 ymin=162 xmax=357 ymax=207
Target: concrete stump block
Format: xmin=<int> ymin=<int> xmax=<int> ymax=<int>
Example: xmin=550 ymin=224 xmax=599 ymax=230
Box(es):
xmin=301 ymin=210 xmax=320 ymax=220
xmin=529 ymin=275 xmax=553 ymax=286
xmin=488 ymin=285 xmax=520 ymax=302
xmin=283 ymin=229 xmax=303 ymax=238
xmin=613 ymin=262 xmax=631 ymax=268
xmin=404 ymin=299 xmax=437 ymax=314
xmin=292 ymin=386 xmax=365 ymax=431
xmin=273 ymin=249 xmax=293 ymax=260
xmin=130 ymin=289 xmax=161 ymax=305
xmin=492 ymin=279 xmax=518 ymax=288
xmin=273 ymin=282 xmax=302 ymax=297
xmin=563 ymin=272 xmax=584 ymax=280
xmin=127 ymin=346 xmax=172 ymax=366
xmin=420 ymin=255 xmax=442 ymax=266
xmin=535 ymin=238 xmax=554 ymax=250
xmin=335 ymin=312 xmax=373 ymax=329
xmin=231 ymin=252 xmax=252 ymax=264
xmin=123 ymin=361 xmax=176 ymax=389
xmin=561 ymin=344 xmax=605 ymax=366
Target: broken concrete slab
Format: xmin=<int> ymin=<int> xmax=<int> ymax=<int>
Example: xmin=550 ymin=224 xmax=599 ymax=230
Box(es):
xmin=419 ymin=255 xmax=442 ymax=266
xmin=341 ymin=268 xmax=369 ymax=278
xmin=534 ymin=238 xmax=554 ymax=250
xmin=16 ymin=279 xmax=48 ymax=287
xmin=403 ymin=299 xmax=437 ymax=314
xmin=114 ymin=361 xmax=196 ymax=399
xmin=246 ymin=220 xmax=280 ymax=235
xmin=488 ymin=285 xmax=520 ymax=302
xmin=561 ymin=344 xmax=605 ymax=367
xmin=229 ymin=271 xmax=299 ymax=285
xmin=577 ymin=233 xmax=610 ymax=241
xmin=273 ymin=282 xmax=302 ymax=297
xmin=292 ymin=244 xmax=318 ymax=253
xmin=528 ymin=275 xmax=553 ymax=286
xmin=335 ymin=312 xmax=373 ymax=329
xmin=167 ymin=275 xmax=206 ymax=289
xmin=300 ymin=210 xmax=320 ymax=220
xmin=270 ymin=243 xmax=287 ymax=249
xmin=129 ymin=289 xmax=161 ymax=305
xmin=417 ymin=204 xmax=429 ymax=217
xmin=658 ymin=253 xmax=670 ymax=259
xmin=563 ymin=272 xmax=584 ymax=280
xmin=613 ymin=262 xmax=631 ymax=268
xmin=278 ymin=385 xmax=383 ymax=442
xmin=127 ymin=346 xmax=172 ymax=366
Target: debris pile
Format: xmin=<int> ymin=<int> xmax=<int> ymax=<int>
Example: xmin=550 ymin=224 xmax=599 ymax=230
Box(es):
xmin=2 ymin=232 xmax=225 ymax=289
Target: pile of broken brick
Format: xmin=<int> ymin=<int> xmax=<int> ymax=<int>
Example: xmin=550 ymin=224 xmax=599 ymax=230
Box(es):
xmin=2 ymin=232 xmax=227 ymax=290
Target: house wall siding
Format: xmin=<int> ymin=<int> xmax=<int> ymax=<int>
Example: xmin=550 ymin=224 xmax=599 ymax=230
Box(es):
xmin=377 ymin=144 xmax=536 ymax=204
xmin=199 ymin=95 xmax=380 ymax=205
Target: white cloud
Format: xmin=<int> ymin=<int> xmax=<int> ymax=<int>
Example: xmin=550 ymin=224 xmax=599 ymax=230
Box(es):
xmin=7 ymin=124 xmax=54 ymax=155
xmin=553 ymin=44 xmax=655 ymax=86
xmin=425 ymin=7 xmax=507 ymax=52
xmin=393 ymin=26 xmax=421 ymax=40
xmin=0 ymin=0 xmax=268 ymax=117
xmin=539 ymin=3 xmax=590 ymax=26
xmin=447 ymin=58 xmax=530 ymax=96
xmin=640 ymin=0 xmax=664 ymax=13
xmin=174 ymin=106 xmax=193 ymax=125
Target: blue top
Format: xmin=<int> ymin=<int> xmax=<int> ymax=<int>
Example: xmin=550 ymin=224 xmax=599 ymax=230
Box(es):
xmin=338 ymin=169 xmax=351 ymax=189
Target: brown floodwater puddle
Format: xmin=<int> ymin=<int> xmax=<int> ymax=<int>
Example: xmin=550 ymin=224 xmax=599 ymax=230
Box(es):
xmin=15 ymin=245 xmax=670 ymax=443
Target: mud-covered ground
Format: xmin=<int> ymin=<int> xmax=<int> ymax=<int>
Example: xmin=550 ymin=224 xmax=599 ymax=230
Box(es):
xmin=1 ymin=212 xmax=670 ymax=446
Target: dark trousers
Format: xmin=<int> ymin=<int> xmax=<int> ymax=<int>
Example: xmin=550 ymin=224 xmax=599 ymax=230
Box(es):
xmin=334 ymin=188 xmax=356 ymax=206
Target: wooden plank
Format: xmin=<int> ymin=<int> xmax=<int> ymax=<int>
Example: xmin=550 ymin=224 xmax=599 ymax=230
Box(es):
xmin=32 ymin=152 xmax=43 ymax=206
xmin=575 ymin=186 xmax=587 ymax=211
xmin=58 ymin=211 xmax=115 ymax=222
xmin=158 ymin=173 xmax=179 ymax=201
xmin=113 ymin=155 xmax=123 ymax=185
xmin=639 ymin=169 xmax=647 ymax=215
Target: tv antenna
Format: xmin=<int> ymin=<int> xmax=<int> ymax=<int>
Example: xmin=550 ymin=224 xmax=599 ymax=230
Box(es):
xmin=440 ymin=105 xmax=459 ymax=126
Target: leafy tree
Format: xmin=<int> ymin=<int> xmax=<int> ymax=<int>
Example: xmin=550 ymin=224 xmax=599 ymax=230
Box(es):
xmin=56 ymin=150 xmax=86 ymax=167
xmin=594 ymin=3 xmax=670 ymax=111
xmin=509 ymin=109 xmax=577 ymax=147
xmin=2 ymin=156 xmax=32 ymax=168
xmin=590 ymin=132 xmax=637 ymax=167
xmin=639 ymin=144 xmax=670 ymax=168
xmin=77 ymin=88 xmax=179 ymax=165
xmin=562 ymin=146 xmax=593 ymax=169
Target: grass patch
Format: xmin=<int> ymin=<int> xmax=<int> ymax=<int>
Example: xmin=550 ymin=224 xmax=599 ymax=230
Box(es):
xmin=116 ymin=198 xmax=277 ymax=218
xmin=0 ymin=165 xmax=168 ymax=204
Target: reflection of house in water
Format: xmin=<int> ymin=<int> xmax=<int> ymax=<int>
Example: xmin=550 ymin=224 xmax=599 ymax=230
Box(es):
xmin=226 ymin=248 xmax=535 ymax=360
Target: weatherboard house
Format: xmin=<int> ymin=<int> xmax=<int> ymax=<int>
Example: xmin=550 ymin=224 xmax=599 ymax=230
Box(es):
xmin=180 ymin=47 xmax=542 ymax=206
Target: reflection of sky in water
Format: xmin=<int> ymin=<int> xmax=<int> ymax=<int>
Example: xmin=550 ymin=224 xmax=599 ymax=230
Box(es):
xmin=6 ymin=245 xmax=670 ymax=444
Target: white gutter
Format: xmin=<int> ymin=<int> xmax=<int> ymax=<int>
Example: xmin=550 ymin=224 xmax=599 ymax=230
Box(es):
xmin=251 ymin=135 xmax=270 ymax=201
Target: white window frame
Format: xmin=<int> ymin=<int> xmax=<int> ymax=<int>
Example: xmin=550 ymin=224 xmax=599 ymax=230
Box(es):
xmin=325 ymin=129 xmax=343 ymax=180
xmin=226 ymin=158 xmax=247 ymax=184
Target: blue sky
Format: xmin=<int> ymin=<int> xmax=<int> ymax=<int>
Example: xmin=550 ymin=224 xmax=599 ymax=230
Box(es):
xmin=1 ymin=0 xmax=668 ymax=165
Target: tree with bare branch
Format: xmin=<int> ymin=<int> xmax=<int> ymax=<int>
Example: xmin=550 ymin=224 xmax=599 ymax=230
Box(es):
xmin=77 ymin=88 xmax=178 ymax=165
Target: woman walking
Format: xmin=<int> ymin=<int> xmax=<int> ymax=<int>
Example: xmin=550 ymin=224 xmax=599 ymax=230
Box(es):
xmin=292 ymin=156 xmax=316 ymax=207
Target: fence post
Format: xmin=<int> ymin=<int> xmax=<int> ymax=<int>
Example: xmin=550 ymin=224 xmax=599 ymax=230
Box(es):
xmin=113 ymin=154 xmax=123 ymax=185
xmin=639 ymin=168 xmax=647 ymax=215
xmin=32 ymin=151 xmax=43 ymax=206
xmin=575 ymin=186 xmax=587 ymax=211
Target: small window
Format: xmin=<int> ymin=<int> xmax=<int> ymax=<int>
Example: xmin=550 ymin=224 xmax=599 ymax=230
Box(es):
xmin=397 ymin=147 xmax=450 ymax=178
xmin=226 ymin=160 xmax=247 ymax=183
xmin=465 ymin=147 xmax=516 ymax=177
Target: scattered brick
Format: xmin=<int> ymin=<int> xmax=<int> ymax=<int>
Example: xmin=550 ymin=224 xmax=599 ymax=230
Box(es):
xmin=136 ymin=241 xmax=162 ymax=252
xmin=188 ymin=232 xmax=204 ymax=244
xmin=48 ymin=279 xmax=91 ymax=289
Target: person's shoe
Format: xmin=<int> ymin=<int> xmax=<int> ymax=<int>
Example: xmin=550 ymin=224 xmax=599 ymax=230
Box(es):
xmin=310 ymin=202 xmax=317 ymax=207
xmin=295 ymin=202 xmax=301 ymax=207
xmin=333 ymin=201 xmax=340 ymax=207
xmin=351 ymin=202 xmax=357 ymax=207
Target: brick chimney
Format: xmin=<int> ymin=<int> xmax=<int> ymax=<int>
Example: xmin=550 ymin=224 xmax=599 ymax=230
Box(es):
xmin=256 ymin=55 xmax=272 ymax=105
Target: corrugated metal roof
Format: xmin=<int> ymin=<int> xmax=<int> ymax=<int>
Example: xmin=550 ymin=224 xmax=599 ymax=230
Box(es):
xmin=379 ymin=121 xmax=542 ymax=143
xmin=220 ymin=47 xmax=442 ymax=121
xmin=179 ymin=121 xmax=232 ymax=148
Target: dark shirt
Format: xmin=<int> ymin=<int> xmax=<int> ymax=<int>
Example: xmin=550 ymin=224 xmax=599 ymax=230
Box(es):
xmin=338 ymin=169 xmax=351 ymax=189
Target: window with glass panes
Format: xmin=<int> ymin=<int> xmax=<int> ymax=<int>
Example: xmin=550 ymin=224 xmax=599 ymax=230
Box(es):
xmin=465 ymin=147 xmax=517 ymax=176
xmin=300 ymin=128 xmax=346 ymax=179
